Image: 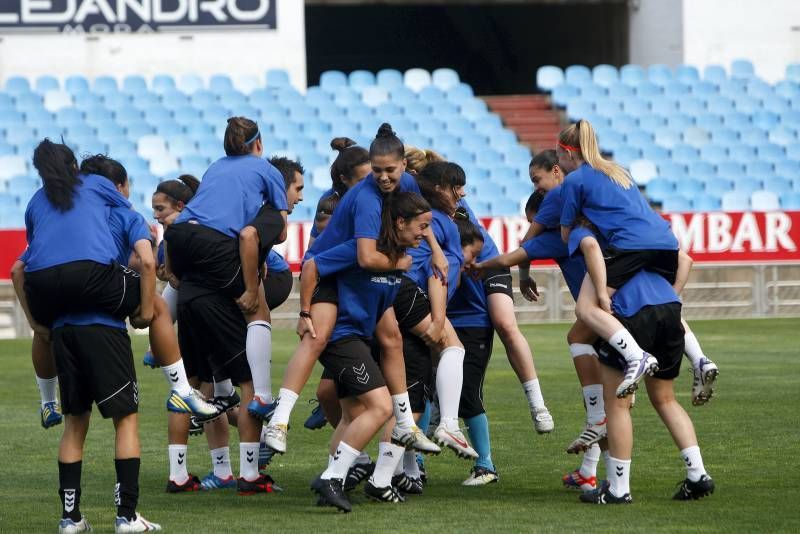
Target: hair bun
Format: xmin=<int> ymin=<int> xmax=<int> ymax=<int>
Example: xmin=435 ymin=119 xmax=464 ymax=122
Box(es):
xmin=330 ymin=137 xmax=357 ymax=152
xmin=376 ymin=123 xmax=396 ymax=138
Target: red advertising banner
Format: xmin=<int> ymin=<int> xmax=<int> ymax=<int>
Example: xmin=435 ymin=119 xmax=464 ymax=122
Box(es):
xmin=2 ymin=211 xmax=799 ymax=279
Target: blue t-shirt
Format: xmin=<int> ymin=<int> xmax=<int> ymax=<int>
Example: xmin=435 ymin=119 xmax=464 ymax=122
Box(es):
xmin=521 ymin=230 xmax=587 ymax=301
xmin=560 ymin=164 xmax=678 ymax=251
xmin=156 ymin=240 xmax=165 ymax=268
xmin=53 ymin=311 xmax=126 ymax=330
xmin=24 ymin=174 xmax=131 ymax=272
xmin=407 ymin=209 xmax=462 ymax=301
xmin=533 ymin=184 xmax=563 ymax=229
xmin=309 ymin=187 xmax=337 ymax=239
xmin=109 ymin=208 xmax=151 ymax=266
xmin=612 ymin=269 xmax=680 ymax=318
xmin=307 ymin=172 xmax=420 ymax=259
xmin=314 ymin=241 xmax=402 ymax=341
xmin=567 ymin=225 xmax=610 ymax=257
xmin=266 ymin=250 xmax=290 ymax=273
xmin=176 ymin=155 xmax=287 ymax=237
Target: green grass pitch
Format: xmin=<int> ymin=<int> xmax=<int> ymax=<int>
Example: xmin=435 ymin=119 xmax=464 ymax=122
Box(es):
xmin=0 ymin=318 xmax=798 ymax=533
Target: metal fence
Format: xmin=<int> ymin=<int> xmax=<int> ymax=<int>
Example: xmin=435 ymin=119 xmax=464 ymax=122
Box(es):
xmin=2 ymin=262 xmax=799 ymax=338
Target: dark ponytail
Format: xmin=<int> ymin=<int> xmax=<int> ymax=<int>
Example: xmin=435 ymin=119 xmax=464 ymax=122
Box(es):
xmin=156 ymin=174 xmax=199 ymax=205
xmin=378 ymin=191 xmax=431 ymax=264
xmin=416 ymin=161 xmax=466 ymax=213
xmin=330 ymin=137 xmax=369 ymax=196
xmin=369 ymin=123 xmax=405 ymax=160
xmin=223 ymin=116 xmax=260 ymax=156
xmin=453 ymin=217 xmax=484 ymax=248
xmin=32 ymin=139 xmax=80 ymax=212
xmin=525 ymin=191 xmax=545 ymax=215
xmin=79 ymin=154 xmax=128 ymax=187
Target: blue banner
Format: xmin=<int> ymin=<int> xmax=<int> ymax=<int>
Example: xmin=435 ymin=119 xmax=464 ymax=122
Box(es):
xmin=0 ymin=0 xmax=277 ymax=34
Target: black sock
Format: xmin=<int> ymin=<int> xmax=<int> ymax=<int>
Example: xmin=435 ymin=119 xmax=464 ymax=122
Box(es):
xmin=58 ymin=460 xmax=82 ymax=522
xmin=114 ymin=458 xmax=140 ymax=521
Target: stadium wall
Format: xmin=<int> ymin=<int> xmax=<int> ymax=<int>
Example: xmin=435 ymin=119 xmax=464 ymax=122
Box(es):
xmin=0 ymin=0 xmax=307 ymax=88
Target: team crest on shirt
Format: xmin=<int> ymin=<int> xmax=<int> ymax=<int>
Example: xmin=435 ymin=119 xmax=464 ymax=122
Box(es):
xmin=370 ymin=275 xmax=402 ymax=286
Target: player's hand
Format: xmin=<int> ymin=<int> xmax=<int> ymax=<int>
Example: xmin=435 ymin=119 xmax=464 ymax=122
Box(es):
xmin=167 ymin=274 xmax=181 ymax=289
xmin=163 ymin=211 xmax=180 ymax=227
xmin=598 ymin=292 xmax=612 ymax=314
xmin=236 ymin=289 xmax=259 ymax=315
xmin=420 ymin=321 xmax=445 ymax=347
xmin=130 ymin=311 xmax=153 ymax=329
xmin=519 ymin=278 xmax=539 ymax=302
xmin=396 ymin=254 xmax=413 ymax=272
xmin=148 ymin=223 xmax=159 ymax=241
xmin=431 ymin=251 xmax=448 ymax=281
xmin=156 ymin=264 xmax=169 ymax=282
xmin=466 ymin=261 xmax=484 ymax=280
xmin=296 ymin=317 xmax=317 ymax=339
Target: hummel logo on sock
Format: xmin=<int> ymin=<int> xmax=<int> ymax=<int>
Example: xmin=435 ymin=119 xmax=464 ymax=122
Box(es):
xmin=683 ymin=456 xmax=693 ymax=467
xmin=383 ymin=451 xmax=393 ymax=457
xmin=246 ymin=451 xmax=254 ymax=463
xmin=589 ymin=396 xmax=598 ymax=406
xmin=398 ymin=402 xmax=408 ymax=413
xmin=616 ymin=339 xmax=628 ymax=350
xmin=334 ymin=449 xmax=341 ymax=461
xmin=114 ymin=483 xmax=121 ymax=506
xmin=178 ymin=453 xmax=185 ymax=465
xmin=216 ymin=455 xmax=224 ymax=463
xmin=170 ymin=371 xmax=178 ymax=383
xmin=615 ymin=466 xmax=624 ymax=477
xmin=64 ymin=489 xmax=75 ymax=512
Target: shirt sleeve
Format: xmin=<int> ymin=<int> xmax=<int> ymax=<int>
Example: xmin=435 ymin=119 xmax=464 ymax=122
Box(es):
xmin=521 ymin=231 xmax=567 ymax=261
xmin=534 ymin=188 xmax=562 ymax=228
xmin=559 ymin=177 xmax=581 ymax=228
xmin=19 ymin=247 xmax=31 ymax=263
xmin=400 ymin=173 xmax=421 ymax=194
xmin=261 ymin=163 xmax=289 ymax=212
xmin=93 ymin=175 xmax=132 ymax=208
xmin=353 ymin=190 xmax=382 ymax=240
xmin=315 ymin=240 xmax=359 ymax=277
xmin=125 ymin=211 xmax=152 ymax=248
xmin=567 ymin=226 xmax=597 ymax=257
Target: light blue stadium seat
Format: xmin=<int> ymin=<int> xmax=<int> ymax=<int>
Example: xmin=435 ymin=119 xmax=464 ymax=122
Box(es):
xmin=460 ymin=99 xmax=489 ymax=121
xmin=746 ymin=78 xmax=772 ymax=99
xmin=608 ymin=83 xmax=635 ymax=100
xmin=707 ymin=97 xmax=735 ymax=115
xmin=610 ymin=146 xmax=640 ymax=168
xmin=4 ymin=125 xmax=36 ymax=146
xmin=266 ymin=69 xmax=291 ymax=88
xmin=650 ymin=97 xmax=679 ymax=117
xmin=743 ymin=160 xmax=771 ymax=179
xmin=25 ymin=107 xmax=53 ymax=123
xmin=748 ymin=190 xmax=779 ymax=211
xmin=731 ymin=59 xmax=754 ymax=80
xmin=629 ymin=159 xmax=657 ymax=185
xmin=608 ymin=114 xmax=637 ymax=134
xmin=14 ymin=93 xmax=43 ymax=113
xmin=101 ymin=92 xmax=131 ymax=110
xmin=432 ymin=68 xmax=460 ymax=91
xmin=762 ymin=95 xmax=790 ymax=115
xmin=597 ymin=129 xmax=626 ymax=152
xmin=591 ymin=64 xmax=617 ymax=88
xmin=536 ymin=66 xmax=564 ymax=92
xmin=178 ymin=155 xmax=209 ymax=177
xmin=186 ymin=90 xmax=216 ymax=109
xmin=235 ymin=74 xmax=261 ymax=95
xmin=692 ymin=193 xmax=721 ymax=211
xmin=35 ymin=76 xmax=59 ymax=94
xmin=0 ymin=156 xmax=28 ymax=179
xmin=490 ymin=197 xmax=521 ymax=216
xmin=670 ymin=144 xmax=699 ymax=165
xmin=718 ymin=79 xmax=748 ymax=99
xmin=566 ymin=100 xmax=594 ymax=121
xmin=320 ymin=70 xmax=348 ymax=93
xmin=206 ymin=75 xmax=233 ymax=96
xmin=774 ymin=81 xmax=799 ymax=100
xmin=445 ymin=83 xmax=474 ymax=105
xmin=126 ymin=122 xmax=155 ymax=139
xmin=84 ymin=106 xmax=114 ymax=123
xmin=92 ymin=76 xmax=118 ymax=95
xmin=769 ymin=126 xmax=797 ymax=146
xmin=657 ymin=160 xmax=688 ymax=180
xmin=728 ymin=144 xmax=757 ymax=164
xmin=734 ymin=95 xmax=761 ymax=114
xmin=565 ymin=65 xmax=592 ymax=86
xmin=645 ymin=177 xmax=674 ymax=201
xmin=348 ymin=70 xmax=374 ymax=89
xmin=551 ymin=84 xmax=579 ymax=108
xmin=120 ymin=75 xmax=146 ymax=94
xmin=404 ymin=68 xmax=432 ymax=92
xmin=636 ymin=82 xmax=662 ymax=98
xmin=706 ymin=178 xmax=733 ymax=197
xmin=692 ymin=161 xmax=716 ymax=181
xmin=733 ymin=177 xmax=762 ymax=195
xmin=475 ymin=149 xmax=503 ymax=168
xmin=707 ymin=128 xmax=738 ymax=146
xmin=162 ymin=91 xmax=190 ymax=108
xmin=620 ymin=98 xmax=649 ymax=118
xmin=786 ymin=64 xmax=800 ymax=84
xmin=678 ymin=97 xmax=706 ymax=115
xmin=752 ymin=110 xmax=780 ymax=130
xmin=5 ymin=76 xmax=32 ymax=95
xmin=692 ymin=81 xmax=718 ymax=97
xmin=781 ymin=110 xmax=800 ymax=128
xmin=775 ymin=159 xmax=800 ymax=176
xmin=675 ymin=65 xmax=699 ymax=84
xmin=0 ymin=109 xmax=26 ymax=130
xmin=763 ymin=175 xmax=793 ymax=194
xmin=663 ymin=81 xmax=690 ymax=98
xmin=154 ymin=122 xmax=182 ymax=138
xmin=785 ymin=143 xmax=800 ymax=161
xmin=757 ymin=143 xmax=785 ymax=162
xmin=782 ymin=191 xmax=800 ymax=209
xmin=662 ymin=194 xmax=691 ymax=212
xmin=375 ymin=69 xmax=403 ymax=89
xmin=641 ymin=145 xmax=670 ymax=161
xmin=648 ymin=64 xmax=672 ymax=86
xmin=474 ymin=115 xmax=502 ymax=132
xmin=703 ymin=65 xmax=727 ymax=84
xmin=620 ymin=64 xmax=646 ymax=87
xmin=716 ymin=161 xmax=745 ymax=178
xmin=580 ymin=84 xmax=607 ymax=100
xmin=177 ymin=74 xmax=204 ymax=94
xmin=723 ymin=112 xmax=751 ymax=130
xmin=0 ymin=142 xmax=16 ymax=156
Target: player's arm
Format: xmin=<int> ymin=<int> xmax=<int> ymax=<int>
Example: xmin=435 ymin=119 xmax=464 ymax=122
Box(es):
xmin=521 ymin=220 xmax=546 ymax=243
xmin=425 ymin=231 xmax=448 ymax=280
xmin=422 ymin=273 xmax=447 ymax=346
xmin=357 ymin=237 xmax=410 ymax=271
xmin=579 ymin=235 xmax=611 ymax=313
xmin=297 ymin=259 xmax=319 ymax=339
xmin=674 ymin=250 xmax=693 ymax=294
xmin=131 ymin=238 xmax=156 ymax=327
xmin=277 ymin=210 xmax=288 ymax=244
xmin=237 ymin=225 xmax=261 ymax=314
xmin=476 ymin=248 xmax=529 ymax=270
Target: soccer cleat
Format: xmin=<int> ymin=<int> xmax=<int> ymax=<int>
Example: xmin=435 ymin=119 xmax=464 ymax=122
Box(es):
xmin=304 ymin=400 xmax=328 ymax=430
xmin=391 ymin=425 xmax=441 ymax=454
xmin=616 ymin=353 xmax=659 ymax=398
xmin=432 ymin=424 xmax=479 ymax=460
xmin=142 ymin=350 xmax=158 ymax=369
xmin=212 ymin=391 xmax=241 ymax=412
xmin=673 ymin=474 xmax=715 ymax=500
xmin=258 ymin=440 xmax=275 ymax=470
xmin=580 ymin=486 xmax=632 ymax=504
xmin=237 ymin=473 xmax=280 ymax=495
xmin=566 ymin=419 xmax=608 ymax=454
xmin=58 ymin=516 xmax=92 ymax=533
xmin=344 ymin=461 xmax=375 ymax=492
xmin=41 ymin=401 xmax=63 ymax=429
xmin=462 ymin=466 xmax=499 ymax=486
xmin=562 ymin=469 xmax=598 ymax=492
xmin=247 ymin=396 xmax=277 ymax=422
xmin=416 ymin=453 xmax=427 ymax=484
xmin=364 ymin=481 xmax=405 ymax=503
xmin=165 ymin=474 xmax=200 ymax=493
xmin=200 ymin=472 xmax=236 ymax=491
xmin=166 ymin=389 xmax=220 ymax=421
xmin=692 ymin=358 xmax=719 ymax=406
xmin=392 ymin=473 xmax=424 ymax=494
xmin=114 ymin=513 xmax=162 ymax=532
xmin=262 ymin=423 xmax=288 ymax=454
xmin=315 ymin=478 xmax=351 ymax=513
xmin=188 ymin=416 xmax=204 ymax=437
xmin=532 ymin=406 xmax=555 ymax=434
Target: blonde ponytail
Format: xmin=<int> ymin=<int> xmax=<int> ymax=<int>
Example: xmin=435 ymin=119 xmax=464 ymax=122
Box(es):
xmin=404 ymin=145 xmax=445 ymax=174
xmin=559 ymin=120 xmax=633 ymax=189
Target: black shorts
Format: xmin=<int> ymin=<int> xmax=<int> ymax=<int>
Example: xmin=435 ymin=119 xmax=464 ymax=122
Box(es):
xmin=24 ymin=261 xmax=141 ymax=328
xmin=394 ymin=276 xmax=431 ymax=331
xmin=176 ymin=299 xmax=214 ymax=383
xmin=264 ymin=269 xmax=293 ymax=310
xmin=178 ymin=281 xmax=251 ymax=385
xmin=311 ymin=275 xmax=338 ymax=305
xmin=320 ymin=337 xmax=386 ymax=399
xmin=456 ymin=327 xmax=494 ymax=418
xmin=165 ymin=222 xmax=244 ymax=299
xmin=594 ymin=302 xmax=684 ymax=380
xmin=483 ymin=267 xmax=513 ymax=298
xmin=250 ymin=205 xmax=286 ymax=266
xmin=52 ymin=325 xmax=138 ymax=419
xmin=604 ymin=248 xmax=679 ymax=289
xmin=402 ymin=332 xmax=433 ymax=413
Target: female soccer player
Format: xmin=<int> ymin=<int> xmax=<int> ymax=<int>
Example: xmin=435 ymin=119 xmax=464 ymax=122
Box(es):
xmin=302 ymin=191 xmax=434 ymax=511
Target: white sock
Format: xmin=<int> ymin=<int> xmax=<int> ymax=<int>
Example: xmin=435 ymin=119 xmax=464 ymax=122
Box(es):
xmin=210 ymin=446 xmax=232 ymax=479
xmin=608 ymin=456 xmax=631 ymax=497
xmin=608 ymin=329 xmax=645 ymax=363
xmin=36 ymin=375 xmax=58 ymax=407
xmin=162 ymin=283 xmax=178 ymax=323
xmin=680 ymin=445 xmax=707 ymax=482
xmin=239 ymin=442 xmax=260 ymax=481
xmin=162 ymin=360 xmax=192 ymax=396
xmin=321 ymin=441 xmax=359 ymax=481
xmin=403 ymin=450 xmax=421 ymax=479
xmin=683 ymin=329 xmax=705 ymax=368
xmin=582 ymin=384 xmax=605 ymax=424
xmin=270 ymin=388 xmax=299 ymax=426
xmin=392 ymin=392 xmax=416 ymax=430
xmin=369 ymin=442 xmax=404 ymax=487
xmin=246 ymin=320 xmax=272 ymax=401
xmin=355 ymin=451 xmax=372 ymax=465
xmin=214 ymin=379 xmax=234 ymax=398
xmin=327 ymin=454 xmax=335 ymax=469
xmin=436 ymin=346 xmax=465 ymax=430
xmin=168 ymin=444 xmax=189 ymax=484
xmin=580 ymin=443 xmax=601 ymax=479
xmin=522 ymin=378 xmax=545 ymax=411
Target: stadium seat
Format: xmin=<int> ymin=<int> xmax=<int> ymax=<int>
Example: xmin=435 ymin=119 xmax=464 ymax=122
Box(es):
xmin=703 ymin=65 xmax=727 ymax=84
xmin=376 ymin=69 xmax=403 ymax=88
xmin=692 ymin=193 xmax=722 ymax=211
xmin=178 ymin=74 xmax=205 ymax=94
xmin=753 ymin=111 xmax=780 ymax=130
xmin=404 ymin=68 xmax=432 ymax=92
xmin=620 ymin=64 xmax=646 ymax=87
xmin=751 ymin=190 xmax=779 ymax=211
xmin=675 ymin=65 xmax=700 ymax=84
xmin=320 ymin=70 xmax=347 ymax=92
xmin=551 ymin=84 xmax=580 ymax=108
xmin=92 ymin=76 xmax=118 ymax=95
xmin=361 ymin=86 xmax=389 ymax=107
xmin=629 ymin=159 xmax=657 ymax=185
xmin=731 ymin=59 xmax=755 ymax=79
xmin=710 ymin=127 xmax=739 ymax=146
xmin=662 ymin=195 xmax=691 ymax=212
xmin=692 ymin=81 xmax=718 ymax=97
xmin=432 ymin=68 xmax=460 ymax=91
xmin=645 ymin=177 xmax=674 ymax=201
xmin=775 ymin=159 xmax=800 ymax=176
xmin=721 ymin=191 xmax=750 ymax=210
xmin=763 ymin=175 xmax=793 ymax=194
xmin=677 ymin=178 xmax=705 ymax=197
xmin=636 ymin=82 xmax=662 ymax=98
xmin=565 ymin=65 xmax=592 ymax=86
xmin=706 ymin=178 xmax=734 ymax=197
xmin=348 ymin=70 xmax=375 ymax=89
xmin=757 ymin=143 xmax=785 ymax=162
xmin=769 ymin=126 xmax=797 ymax=146
xmin=5 ymin=76 xmax=31 ymax=95
xmin=648 ymin=64 xmax=672 ymax=86
xmin=592 ymin=64 xmax=618 ymax=87
xmin=678 ymin=97 xmax=706 ymax=115
xmin=266 ymin=69 xmax=291 ymax=88
xmin=536 ymin=66 xmax=564 ymax=92
xmin=35 ymin=75 xmax=59 ymax=94
xmin=734 ymin=178 xmax=762 ymax=195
